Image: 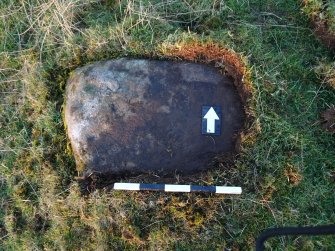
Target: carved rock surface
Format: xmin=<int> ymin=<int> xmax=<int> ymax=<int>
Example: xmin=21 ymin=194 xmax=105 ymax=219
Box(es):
xmin=65 ymin=58 xmax=245 ymax=178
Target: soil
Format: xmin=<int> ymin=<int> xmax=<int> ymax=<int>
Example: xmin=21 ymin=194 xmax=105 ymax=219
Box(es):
xmin=320 ymin=107 xmax=335 ymax=132
xmin=303 ymin=0 xmax=335 ymax=51
xmin=312 ymin=19 xmax=335 ymax=51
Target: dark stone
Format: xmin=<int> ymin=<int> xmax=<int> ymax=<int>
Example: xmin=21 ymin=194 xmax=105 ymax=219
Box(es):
xmin=64 ymin=58 xmax=245 ymax=178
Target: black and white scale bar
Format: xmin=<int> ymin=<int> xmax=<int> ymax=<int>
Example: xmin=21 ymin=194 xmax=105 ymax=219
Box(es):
xmin=113 ymin=183 xmax=242 ymax=194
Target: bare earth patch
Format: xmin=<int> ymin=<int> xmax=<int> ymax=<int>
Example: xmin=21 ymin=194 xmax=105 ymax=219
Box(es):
xmin=320 ymin=107 xmax=335 ymax=132
xmin=310 ymin=18 xmax=335 ymax=50
xmin=302 ymin=0 xmax=335 ymax=50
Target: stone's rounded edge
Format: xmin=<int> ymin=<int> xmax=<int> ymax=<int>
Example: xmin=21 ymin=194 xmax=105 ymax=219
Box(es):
xmin=63 ymin=63 xmax=101 ymax=174
xmin=63 ymin=78 xmax=83 ymax=173
xmin=64 ymin=59 xmax=117 ymax=174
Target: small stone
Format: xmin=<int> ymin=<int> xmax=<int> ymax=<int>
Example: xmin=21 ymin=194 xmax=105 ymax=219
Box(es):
xmin=64 ymin=58 xmax=245 ymax=179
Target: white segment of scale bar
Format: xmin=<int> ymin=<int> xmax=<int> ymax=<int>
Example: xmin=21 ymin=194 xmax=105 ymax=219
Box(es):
xmin=164 ymin=184 xmax=191 ymax=192
xmin=113 ymin=183 xmax=140 ymax=191
xmin=215 ymin=186 xmax=242 ymax=194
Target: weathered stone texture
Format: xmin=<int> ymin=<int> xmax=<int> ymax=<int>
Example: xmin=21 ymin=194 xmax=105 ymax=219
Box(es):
xmin=65 ymin=58 xmax=245 ymax=178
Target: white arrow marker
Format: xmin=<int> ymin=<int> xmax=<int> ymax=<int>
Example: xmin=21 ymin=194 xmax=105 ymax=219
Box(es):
xmin=204 ymin=107 xmax=220 ymax=133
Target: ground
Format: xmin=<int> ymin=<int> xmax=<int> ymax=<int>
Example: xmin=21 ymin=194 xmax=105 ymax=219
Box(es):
xmin=302 ymin=0 xmax=335 ymax=49
xmin=0 ymin=0 xmax=334 ymax=250
xmin=303 ymin=0 xmax=335 ymax=132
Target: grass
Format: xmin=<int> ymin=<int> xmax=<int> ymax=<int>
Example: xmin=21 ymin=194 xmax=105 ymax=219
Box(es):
xmin=0 ymin=0 xmax=334 ymax=250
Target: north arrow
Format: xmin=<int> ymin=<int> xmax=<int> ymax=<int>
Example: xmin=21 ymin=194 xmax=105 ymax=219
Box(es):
xmin=204 ymin=107 xmax=220 ymax=133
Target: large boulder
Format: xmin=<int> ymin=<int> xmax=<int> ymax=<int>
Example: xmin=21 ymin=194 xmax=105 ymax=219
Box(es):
xmin=64 ymin=58 xmax=245 ymax=179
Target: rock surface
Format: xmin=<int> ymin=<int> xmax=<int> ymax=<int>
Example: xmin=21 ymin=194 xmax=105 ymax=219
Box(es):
xmin=65 ymin=58 xmax=245 ymax=178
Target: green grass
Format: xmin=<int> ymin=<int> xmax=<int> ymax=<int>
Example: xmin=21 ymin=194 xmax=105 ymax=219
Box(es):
xmin=1 ymin=0 xmax=334 ymax=250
